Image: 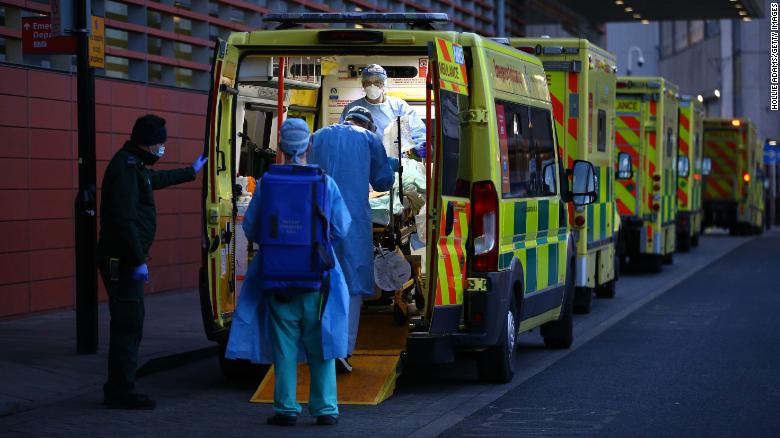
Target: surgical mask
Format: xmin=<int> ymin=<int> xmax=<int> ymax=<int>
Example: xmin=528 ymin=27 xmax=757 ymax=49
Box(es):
xmin=154 ymin=145 xmax=165 ymax=157
xmin=364 ymin=84 xmax=383 ymax=100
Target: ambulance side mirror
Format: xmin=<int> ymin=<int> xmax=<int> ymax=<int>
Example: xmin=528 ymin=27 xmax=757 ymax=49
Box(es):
xmin=702 ymin=157 xmax=712 ymax=176
xmin=677 ymin=155 xmax=690 ymax=178
xmin=570 ymin=160 xmax=598 ymax=206
xmin=616 ymin=152 xmax=633 ymax=180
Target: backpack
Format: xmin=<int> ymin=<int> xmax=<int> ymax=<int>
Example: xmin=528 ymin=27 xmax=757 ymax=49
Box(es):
xmin=257 ymin=164 xmax=333 ymax=295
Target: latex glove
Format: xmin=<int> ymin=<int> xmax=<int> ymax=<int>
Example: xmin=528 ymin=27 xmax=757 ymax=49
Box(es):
xmin=388 ymin=156 xmax=400 ymax=172
xmin=413 ymin=144 xmax=426 ymax=160
xmin=192 ymin=154 xmax=208 ymax=173
xmin=404 ymin=185 xmax=425 ymax=212
xmin=132 ymin=264 xmax=149 ymax=282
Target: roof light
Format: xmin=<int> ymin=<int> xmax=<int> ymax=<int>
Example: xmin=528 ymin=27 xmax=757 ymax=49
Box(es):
xmin=714 ymin=89 xmax=721 ymax=98
xmin=633 ymin=13 xmax=641 ymax=19
xmin=615 ymin=0 xmax=624 ymax=4
xmin=734 ymin=3 xmax=743 ymax=8
xmin=731 ymin=119 xmax=741 ymax=127
xmin=641 ymin=20 xmax=650 ymax=24
xmin=625 ymin=7 xmax=634 ymax=12
xmin=739 ymin=10 xmax=748 ymax=15
xmin=743 ymin=17 xmax=752 ymax=21
xmin=697 ymin=94 xmax=704 ymax=103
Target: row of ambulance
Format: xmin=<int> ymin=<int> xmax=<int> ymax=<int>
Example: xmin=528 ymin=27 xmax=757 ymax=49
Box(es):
xmin=198 ymin=14 xmax=768 ymax=391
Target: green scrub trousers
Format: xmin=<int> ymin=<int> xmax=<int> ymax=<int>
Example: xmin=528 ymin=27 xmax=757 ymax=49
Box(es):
xmin=268 ymin=292 xmax=338 ymax=417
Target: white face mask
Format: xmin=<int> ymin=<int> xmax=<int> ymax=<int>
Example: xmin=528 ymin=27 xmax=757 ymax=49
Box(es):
xmin=154 ymin=145 xmax=165 ymax=157
xmin=364 ymin=84 xmax=383 ymax=100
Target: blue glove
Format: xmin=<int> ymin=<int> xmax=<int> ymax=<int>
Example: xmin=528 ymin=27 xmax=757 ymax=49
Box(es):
xmin=388 ymin=156 xmax=400 ymax=172
xmin=132 ymin=264 xmax=149 ymax=282
xmin=192 ymin=154 xmax=208 ymax=173
xmin=413 ymin=144 xmax=426 ymax=160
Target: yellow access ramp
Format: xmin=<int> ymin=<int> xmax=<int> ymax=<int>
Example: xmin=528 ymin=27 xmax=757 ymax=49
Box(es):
xmin=251 ymin=312 xmax=408 ymax=405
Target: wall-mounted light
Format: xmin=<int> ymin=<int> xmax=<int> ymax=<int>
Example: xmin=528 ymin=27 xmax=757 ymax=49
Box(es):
xmin=714 ymin=89 xmax=721 ymax=98
xmin=625 ymin=7 xmax=634 ymax=12
xmin=641 ymin=19 xmax=650 ymax=24
xmin=615 ymin=0 xmax=624 ymax=4
xmin=697 ymin=95 xmax=704 ymax=103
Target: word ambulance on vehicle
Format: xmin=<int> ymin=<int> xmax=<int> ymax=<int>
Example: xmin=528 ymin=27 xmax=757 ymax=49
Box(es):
xmin=675 ymin=96 xmax=704 ymax=251
xmin=508 ymin=37 xmax=619 ymax=313
xmin=702 ymin=118 xmax=765 ymax=235
xmin=198 ymin=13 xmax=600 ymax=402
xmin=615 ymin=77 xmax=679 ymax=272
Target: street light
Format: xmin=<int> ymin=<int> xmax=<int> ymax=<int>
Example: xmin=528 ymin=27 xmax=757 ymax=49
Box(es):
xmin=627 ymin=46 xmax=645 ymax=76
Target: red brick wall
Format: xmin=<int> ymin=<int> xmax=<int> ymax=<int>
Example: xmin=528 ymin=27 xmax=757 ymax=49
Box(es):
xmin=0 ymin=64 xmax=207 ymax=317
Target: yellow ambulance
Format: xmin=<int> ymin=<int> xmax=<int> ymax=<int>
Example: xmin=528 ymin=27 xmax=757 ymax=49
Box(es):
xmin=615 ymin=77 xmax=679 ymax=272
xmin=675 ymin=96 xmax=704 ymax=251
xmin=702 ymin=118 xmax=765 ymax=235
xmin=509 ymin=37 xmax=619 ymax=313
xmin=198 ymin=14 xmax=598 ymax=396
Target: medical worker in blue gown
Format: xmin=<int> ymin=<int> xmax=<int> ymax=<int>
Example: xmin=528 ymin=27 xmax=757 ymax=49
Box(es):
xmin=310 ymin=106 xmax=397 ymax=373
xmin=340 ymin=64 xmax=427 ymax=159
xmin=225 ymin=118 xmax=352 ymax=427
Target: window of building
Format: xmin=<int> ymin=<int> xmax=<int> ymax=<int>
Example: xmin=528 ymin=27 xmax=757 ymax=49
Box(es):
xmin=105 ymin=55 xmax=129 ymax=79
xmin=176 ymin=67 xmax=193 ymax=87
xmin=174 ymin=16 xmax=192 ymax=36
xmin=674 ymin=21 xmax=688 ymax=52
xmin=105 ymin=28 xmax=128 ymax=50
xmin=0 ymin=6 xmax=6 ymax=26
xmin=175 ymin=42 xmax=192 ymax=61
xmin=208 ymin=1 xmax=219 ymax=17
xmin=705 ymin=20 xmax=720 ymax=38
xmin=148 ymin=36 xmax=162 ymax=55
xmin=148 ymin=62 xmax=163 ymax=84
xmin=230 ymin=7 xmax=244 ymax=23
xmin=174 ymin=0 xmax=191 ymax=10
xmin=0 ymin=37 xmax=6 ymax=62
xmin=660 ymin=21 xmax=674 ymax=58
xmin=105 ymin=0 xmax=128 ymax=22
xmin=147 ymin=10 xmax=161 ymax=29
xmin=689 ymin=20 xmax=704 ymax=45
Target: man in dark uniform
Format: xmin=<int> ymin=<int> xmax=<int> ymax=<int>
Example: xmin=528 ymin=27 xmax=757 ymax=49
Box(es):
xmin=98 ymin=114 xmax=208 ymax=409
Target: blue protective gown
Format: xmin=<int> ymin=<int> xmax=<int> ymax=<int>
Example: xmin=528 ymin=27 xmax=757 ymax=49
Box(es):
xmin=340 ymin=96 xmax=427 ymax=158
xmin=225 ymin=175 xmax=352 ymax=365
xmin=310 ymin=123 xmax=395 ymax=298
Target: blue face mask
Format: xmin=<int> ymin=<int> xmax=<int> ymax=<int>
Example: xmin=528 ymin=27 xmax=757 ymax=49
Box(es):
xmin=154 ymin=145 xmax=165 ymax=157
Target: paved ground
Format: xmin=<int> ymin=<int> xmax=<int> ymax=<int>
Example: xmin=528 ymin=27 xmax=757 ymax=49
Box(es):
xmin=0 ymin=232 xmax=772 ymax=437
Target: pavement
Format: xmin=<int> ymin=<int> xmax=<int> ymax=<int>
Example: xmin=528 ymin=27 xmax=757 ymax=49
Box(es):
xmin=0 ymin=230 xmax=774 ymax=437
xmin=0 ymin=289 xmax=215 ymax=418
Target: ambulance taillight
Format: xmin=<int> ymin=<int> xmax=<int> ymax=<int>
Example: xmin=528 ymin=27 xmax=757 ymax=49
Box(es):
xmin=472 ymin=181 xmax=499 ymax=272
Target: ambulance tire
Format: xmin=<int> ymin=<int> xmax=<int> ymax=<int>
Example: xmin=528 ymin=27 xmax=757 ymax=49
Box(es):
xmin=542 ymin=262 xmax=574 ymax=349
xmin=218 ymin=343 xmax=267 ymax=383
xmin=477 ymin=294 xmax=518 ymax=383
xmin=691 ymin=233 xmax=700 ymax=247
xmin=595 ymin=252 xmax=618 ymax=299
xmin=573 ymin=287 xmax=593 ymax=314
xmin=677 ymin=233 xmax=691 ymax=252
xmin=662 ymin=252 xmax=674 ymax=265
xmin=643 ymin=255 xmax=663 ymax=273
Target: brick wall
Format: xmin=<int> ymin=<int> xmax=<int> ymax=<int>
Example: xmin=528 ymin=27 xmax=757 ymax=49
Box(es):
xmin=0 ymin=64 xmax=207 ymax=317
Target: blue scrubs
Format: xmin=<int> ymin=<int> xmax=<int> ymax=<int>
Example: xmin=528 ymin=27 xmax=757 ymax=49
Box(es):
xmin=310 ymin=123 xmax=394 ymax=353
xmin=341 ymin=96 xmax=427 ymax=158
xmin=225 ymin=174 xmax=352 ymax=417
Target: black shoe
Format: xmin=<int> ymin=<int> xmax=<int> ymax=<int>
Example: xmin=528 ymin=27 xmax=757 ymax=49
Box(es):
xmin=336 ymin=357 xmax=352 ymax=374
xmin=266 ymin=413 xmax=297 ymax=426
xmin=316 ymin=415 xmax=339 ymax=426
xmin=103 ymin=393 xmax=156 ymax=410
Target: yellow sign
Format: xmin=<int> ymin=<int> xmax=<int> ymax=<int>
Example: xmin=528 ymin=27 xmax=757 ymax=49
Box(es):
xmin=434 ymin=38 xmax=468 ymax=95
xmin=616 ymin=99 xmax=640 ymax=113
xmin=89 ymin=16 xmax=105 ymax=69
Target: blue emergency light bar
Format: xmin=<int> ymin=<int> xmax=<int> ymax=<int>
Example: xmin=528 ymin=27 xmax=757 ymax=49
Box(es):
xmin=264 ymin=13 xmax=450 ymax=30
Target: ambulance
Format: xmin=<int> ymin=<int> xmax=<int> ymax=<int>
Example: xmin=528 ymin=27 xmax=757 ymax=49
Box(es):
xmin=702 ymin=118 xmax=765 ymax=235
xmin=675 ymin=96 xmax=704 ymax=251
xmin=509 ymin=38 xmax=619 ymax=313
xmin=615 ymin=77 xmax=679 ymax=272
xmin=198 ymin=13 xmax=599 ymax=400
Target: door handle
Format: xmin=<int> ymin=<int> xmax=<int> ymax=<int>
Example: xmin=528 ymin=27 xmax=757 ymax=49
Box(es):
xmin=444 ymin=203 xmax=454 ymax=236
xmin=216 ymin=149 xmax=227 ymax=174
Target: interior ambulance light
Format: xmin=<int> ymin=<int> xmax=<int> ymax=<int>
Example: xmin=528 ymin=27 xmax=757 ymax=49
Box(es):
xmin=743 ymin=173 xmax=750 ymax=183
xmin=731 ymin=119 xmax=741 ymax=127
xmin=697 ymin=94 xmax=704 ymax=103
xmin=769 ymin=140 xmax=778 ymax=146
xmin=714 ymin=89 xmax=721 ymax=98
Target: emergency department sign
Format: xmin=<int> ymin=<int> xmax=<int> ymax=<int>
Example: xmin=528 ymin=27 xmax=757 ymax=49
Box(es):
xmin=435 ymin=38 xmax=468 ymax=95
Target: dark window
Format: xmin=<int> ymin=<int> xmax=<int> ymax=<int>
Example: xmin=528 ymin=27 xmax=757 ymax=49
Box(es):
xmin=497 ymin=100 xmax=557 ymax=198
xmin=666 ymin=127 xmax=674 ymax=158
xmin=440 ymin=90 xmax=462 ymax=196
xmin=597 ymin=109 xmax=607 ymax=152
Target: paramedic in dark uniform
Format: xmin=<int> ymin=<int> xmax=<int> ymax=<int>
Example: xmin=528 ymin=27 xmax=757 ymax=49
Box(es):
xmin=98 ymin=114 xmax=208 ymax=409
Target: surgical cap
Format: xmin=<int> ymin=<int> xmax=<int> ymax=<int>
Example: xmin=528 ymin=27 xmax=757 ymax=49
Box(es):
xmin=362 ymin=64 xmax=387 ymax=82
xmin=279 ymin=118 xmax=310 ymax=161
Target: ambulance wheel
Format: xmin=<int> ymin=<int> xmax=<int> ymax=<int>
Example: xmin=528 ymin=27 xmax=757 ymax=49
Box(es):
xmin=542 ymin=261 xmax=574 ymax=349
xmin=477 ymin=294 xmax=517 ymax=383
xmin=644 ymin=255 xmax=663 ymax=273
xmin=573 ymin=287 xmax=593 ymax=314
xmin=677 ymin=233 xmax=691 ymax=252
xmin=662 ymin=252 xmax=674 ymax=265
xmin=595 ymin=253 xmax=618 ymax=299
xmin=691 ymin=233 xmax=700 ymax=247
